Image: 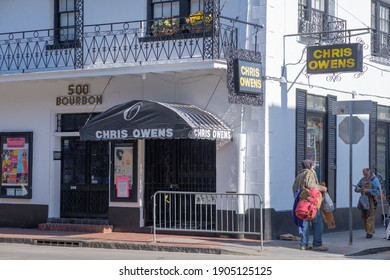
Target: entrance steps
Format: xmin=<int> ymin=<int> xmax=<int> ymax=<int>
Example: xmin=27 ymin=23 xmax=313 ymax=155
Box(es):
xmin=38 ymin=218 xmax=113 ymax=233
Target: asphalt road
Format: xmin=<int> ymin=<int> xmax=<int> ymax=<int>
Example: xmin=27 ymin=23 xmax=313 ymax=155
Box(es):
xmin=0 ymin=242 xmax=389 ymax=260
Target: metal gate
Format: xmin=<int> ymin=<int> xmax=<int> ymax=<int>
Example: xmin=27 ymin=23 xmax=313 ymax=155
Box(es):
xmin=60 ymin=137 xmax=109 ymax=218
xmin=153 ymin=191 xmax=264 ymax=249
xmin=144 ymin=139 xmax=216 ymax=224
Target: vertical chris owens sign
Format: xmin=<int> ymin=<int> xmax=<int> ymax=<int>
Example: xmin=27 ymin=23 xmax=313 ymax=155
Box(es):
xmin=306 ymin=43 xmax=363 ymax=74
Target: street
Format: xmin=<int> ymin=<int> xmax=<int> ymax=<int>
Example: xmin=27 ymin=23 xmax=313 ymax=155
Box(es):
xmin=0 ymin=242 xmax=388 ymax=260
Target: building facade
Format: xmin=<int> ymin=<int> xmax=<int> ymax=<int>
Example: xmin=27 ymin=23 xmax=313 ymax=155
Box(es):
xmin=0 ymin=0 xmax=388 ymax=239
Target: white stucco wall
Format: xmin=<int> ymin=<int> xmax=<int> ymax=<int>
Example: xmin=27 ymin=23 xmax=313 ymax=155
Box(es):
xmin=263 ymin=0 xmax=390 ymax=213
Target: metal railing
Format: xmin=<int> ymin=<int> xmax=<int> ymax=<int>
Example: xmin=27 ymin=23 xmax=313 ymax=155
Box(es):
xmin=153 ymin=191 xmax=264 ymax=249
xmin=298 ymin=7 xmax=347 ymax=44
xmin=0 ymin=16 xmax=239 ymax=74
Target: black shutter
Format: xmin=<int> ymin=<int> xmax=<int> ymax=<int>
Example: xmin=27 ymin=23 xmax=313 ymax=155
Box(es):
xmin=296 ymin=89 xmax=307 ymax=175
xmin=327 ymin=95 xmax=337 ymax=202
xmin=369 ymin=102 xmax=378 ymax=171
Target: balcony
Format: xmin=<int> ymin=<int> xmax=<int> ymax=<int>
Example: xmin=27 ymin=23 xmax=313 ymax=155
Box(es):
xmin=0 ymin=16 xmax=239 ymax=75
xmin=298 ymin=8 xmax=347 ymax=44
xmin=371 ymin=31 xmax=390 ymax=64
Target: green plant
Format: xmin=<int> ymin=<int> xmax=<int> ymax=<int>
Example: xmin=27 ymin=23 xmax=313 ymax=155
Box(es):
xmin=186 ymin=11 xmax=213 ymax=33
xmin=151 ymin=18 xmax=180 ymax=35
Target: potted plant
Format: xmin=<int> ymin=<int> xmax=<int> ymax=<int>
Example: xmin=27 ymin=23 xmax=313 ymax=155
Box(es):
xmin=151 ymin=18 xmax=180 ymax=36
xmin=186 ymin=11 xmax=213 ymax=33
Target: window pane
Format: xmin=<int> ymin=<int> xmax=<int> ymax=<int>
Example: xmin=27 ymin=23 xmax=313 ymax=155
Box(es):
xmin=162 ymin=3 xmax=171 ymax=17
xmin=306 ymin=115 xmax=325 ymax=181
xmin=172 ymin=2 xmax=180 ymax=16
xmin=380 ymin=6 xmax=390 ymax=33
xmin=60 ymin=13 xmax=69 ymax=27
xmin=307 ymin=95 xmax=326 ymax=111
xmin=312 ymin=0 xmax=325 ymax=11
xmin=59 ymin=0 xmax=67 ymax=12
xmin=154 ymin=4 xmax=163 ymax=18
xmin=59 ymin=0 xmax=74 ymax=12
xmin=191 ymin=0 xmax=203 ymax=13
xmin=68 ymin=12 xmax=75 ymax=25
xmin=378 ymin=106 xmax=390 ymax=120
xmin=372 ymin=2 xmax=376 ymax=29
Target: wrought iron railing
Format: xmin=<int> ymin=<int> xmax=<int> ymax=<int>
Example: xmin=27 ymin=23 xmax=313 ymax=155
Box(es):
xmin=298 ymin=7 xmax=347 ymax=44
xmin=0 ymin=17 xmax=238 ymax=74
xmin=371 ymin=31 xmax=390 ymax=60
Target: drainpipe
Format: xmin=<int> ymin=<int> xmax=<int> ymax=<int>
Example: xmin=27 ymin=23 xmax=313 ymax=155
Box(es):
xmin=237 ymin=106 xmax=247 ymax=238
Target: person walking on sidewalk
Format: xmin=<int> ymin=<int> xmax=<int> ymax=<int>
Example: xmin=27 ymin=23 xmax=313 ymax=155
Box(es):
xmin=292 ymin=159 xmax=328 ymax=251
xmin=354 ymin=168 xmax=381 ymax=238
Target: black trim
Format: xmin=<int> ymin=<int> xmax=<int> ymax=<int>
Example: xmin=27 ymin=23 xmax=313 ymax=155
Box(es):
xmin=327 ymin=95 xmax=337 ymax=203
xmin=370 ymin=101 xmax=378 ymax=171
xmin=296 ymin=89 xmax=307 ymax=175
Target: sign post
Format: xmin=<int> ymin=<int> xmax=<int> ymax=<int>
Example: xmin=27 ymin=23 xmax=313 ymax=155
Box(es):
xmin=332 ymin=100 xmax=372 ymax=245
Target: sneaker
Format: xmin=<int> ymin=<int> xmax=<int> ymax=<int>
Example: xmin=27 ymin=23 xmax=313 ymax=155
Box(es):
xmin=300 ymin=246 xmax=312 ymax=250
xmin=366 ymin=234 xmax=373 ymax=238
xmin=313 ymin=246 xmax=328 ymax=251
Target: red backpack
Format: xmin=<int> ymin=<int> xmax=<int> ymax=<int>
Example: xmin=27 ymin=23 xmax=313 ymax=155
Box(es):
xmin=295 ymin=188 xmax=321 ymax=220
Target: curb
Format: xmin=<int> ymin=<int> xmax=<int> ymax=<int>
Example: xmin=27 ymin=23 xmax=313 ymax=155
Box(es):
xmin=345 ymin=246 xmax=390 ymax=256
xmin=0 ymin=236 xmax=246 ymax=256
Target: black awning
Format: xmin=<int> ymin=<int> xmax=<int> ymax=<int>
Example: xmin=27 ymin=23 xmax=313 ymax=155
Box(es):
xmin=79 ymin=100 xmax=233 ymax=141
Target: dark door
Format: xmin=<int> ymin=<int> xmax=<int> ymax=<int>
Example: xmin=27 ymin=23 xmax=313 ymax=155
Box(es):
xmin=144 ymin=139 xmax=216 ymax=225
xmin=60 ymin=137 xmax=109 ymax=218
xmin=377 ymin=123 xmax=388 ymax=201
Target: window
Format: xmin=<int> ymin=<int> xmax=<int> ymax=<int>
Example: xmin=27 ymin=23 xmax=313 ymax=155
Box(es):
xmin=56 ymin=113 xmax=99 ymax=132
xmin=296 ymin=90 xmax=337 ymax=202
xmin=55 ymin=0 xmax=75 ymax=42
xmin=298 ymin=0 xmax=346 ymax=42
xmin=149 ymin=0 xmax=204 ymax=21
xmin=372 ymin=1 xmax=390 ymax=58
xmin=0 ymin=132 xmax=33 ymax=199
xmin=298 ymin=0 xmax=328 ymax=33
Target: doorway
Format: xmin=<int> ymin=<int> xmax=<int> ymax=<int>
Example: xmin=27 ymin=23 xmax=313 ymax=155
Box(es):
xmin=377 ymin=123 xmax=389 ymax=200
xmin=144 ymin=139 xmax=216 ymax=225
xmin=60 ymin=137 xmax=109 ymax=218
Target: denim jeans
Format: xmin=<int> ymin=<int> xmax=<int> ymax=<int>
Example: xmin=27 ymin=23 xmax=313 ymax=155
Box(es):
xmin=300 ymin=210 xmax=324 ymax=247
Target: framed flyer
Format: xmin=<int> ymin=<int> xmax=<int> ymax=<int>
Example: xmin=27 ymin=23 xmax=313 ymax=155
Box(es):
xmin=111 ymin=141 xmax=137 ymax=202
xmin=116 ymin=176 xmax=130 ymax=198
xmin=0 ymin=132 xmax=33 ymax=198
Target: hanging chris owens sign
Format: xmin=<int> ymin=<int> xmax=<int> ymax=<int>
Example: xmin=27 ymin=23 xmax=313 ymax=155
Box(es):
xmin=306 ymin=43 xmax=363 ymax=74
xmin=233 ymin=59 xmax=263 ymax=94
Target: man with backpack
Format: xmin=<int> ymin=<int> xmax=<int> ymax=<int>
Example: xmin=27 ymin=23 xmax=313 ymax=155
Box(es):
xmin=292 ymin=159 xmax=328 ymax=251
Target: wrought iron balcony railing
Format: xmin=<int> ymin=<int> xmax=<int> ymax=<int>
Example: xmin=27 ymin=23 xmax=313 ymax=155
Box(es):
xmin=0 ymin=16 xmax=238 ymax=74
xmin=298 ymin=8 xmax=347 ymax=44
xmin=371 ymin=31 xmax=390 ymax=61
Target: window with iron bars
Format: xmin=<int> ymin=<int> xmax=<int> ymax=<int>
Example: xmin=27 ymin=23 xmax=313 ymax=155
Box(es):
xmin=147 ymin=0 xmax=208 ymax=36
xmin=371 ymin=1 xmax=390 ymax=60
xmin=298 ymin=0 xmax=346 ymax=44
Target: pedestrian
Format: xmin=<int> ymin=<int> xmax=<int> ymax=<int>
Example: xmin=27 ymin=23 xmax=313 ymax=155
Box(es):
xmin=354 ymin=168 xmax=381 ymax=238
xmin=292 ymin=159 xmax=328 ymax=251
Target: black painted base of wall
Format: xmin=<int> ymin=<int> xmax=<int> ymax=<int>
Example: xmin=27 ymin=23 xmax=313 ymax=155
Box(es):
xmin=264 ymin=206 xmax=386 ymax=240
xmin=108 ymin=206 xmax=141 ymax=232
xmin=0 ymin=203 xmax=48 ymax=228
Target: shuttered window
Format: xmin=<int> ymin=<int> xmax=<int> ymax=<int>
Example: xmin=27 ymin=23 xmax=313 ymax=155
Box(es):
xmin=296 ymin=89 xmax=337 ymax=202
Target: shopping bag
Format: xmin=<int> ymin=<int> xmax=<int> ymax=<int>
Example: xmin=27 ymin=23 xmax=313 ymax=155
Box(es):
xmin=321 ymin=192 xmax=334 ymax=212
xmin=357 ymin=194 xmax=369 ymax=210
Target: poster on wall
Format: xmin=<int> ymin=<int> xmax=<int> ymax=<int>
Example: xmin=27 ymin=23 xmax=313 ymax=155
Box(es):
xmin=114 ymin=146 xmax=133 ymax=198
xmin=0 ymin=133 xmax=32 ymax=198
xmin=116 ymin=176 xmax=130 ymax=198
xmin=2 ymin=138 xmax=29 ymax=186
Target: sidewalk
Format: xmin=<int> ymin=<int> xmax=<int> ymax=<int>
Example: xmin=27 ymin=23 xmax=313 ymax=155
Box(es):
xmin=0 ymin=226 xmax=389 ymax=259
